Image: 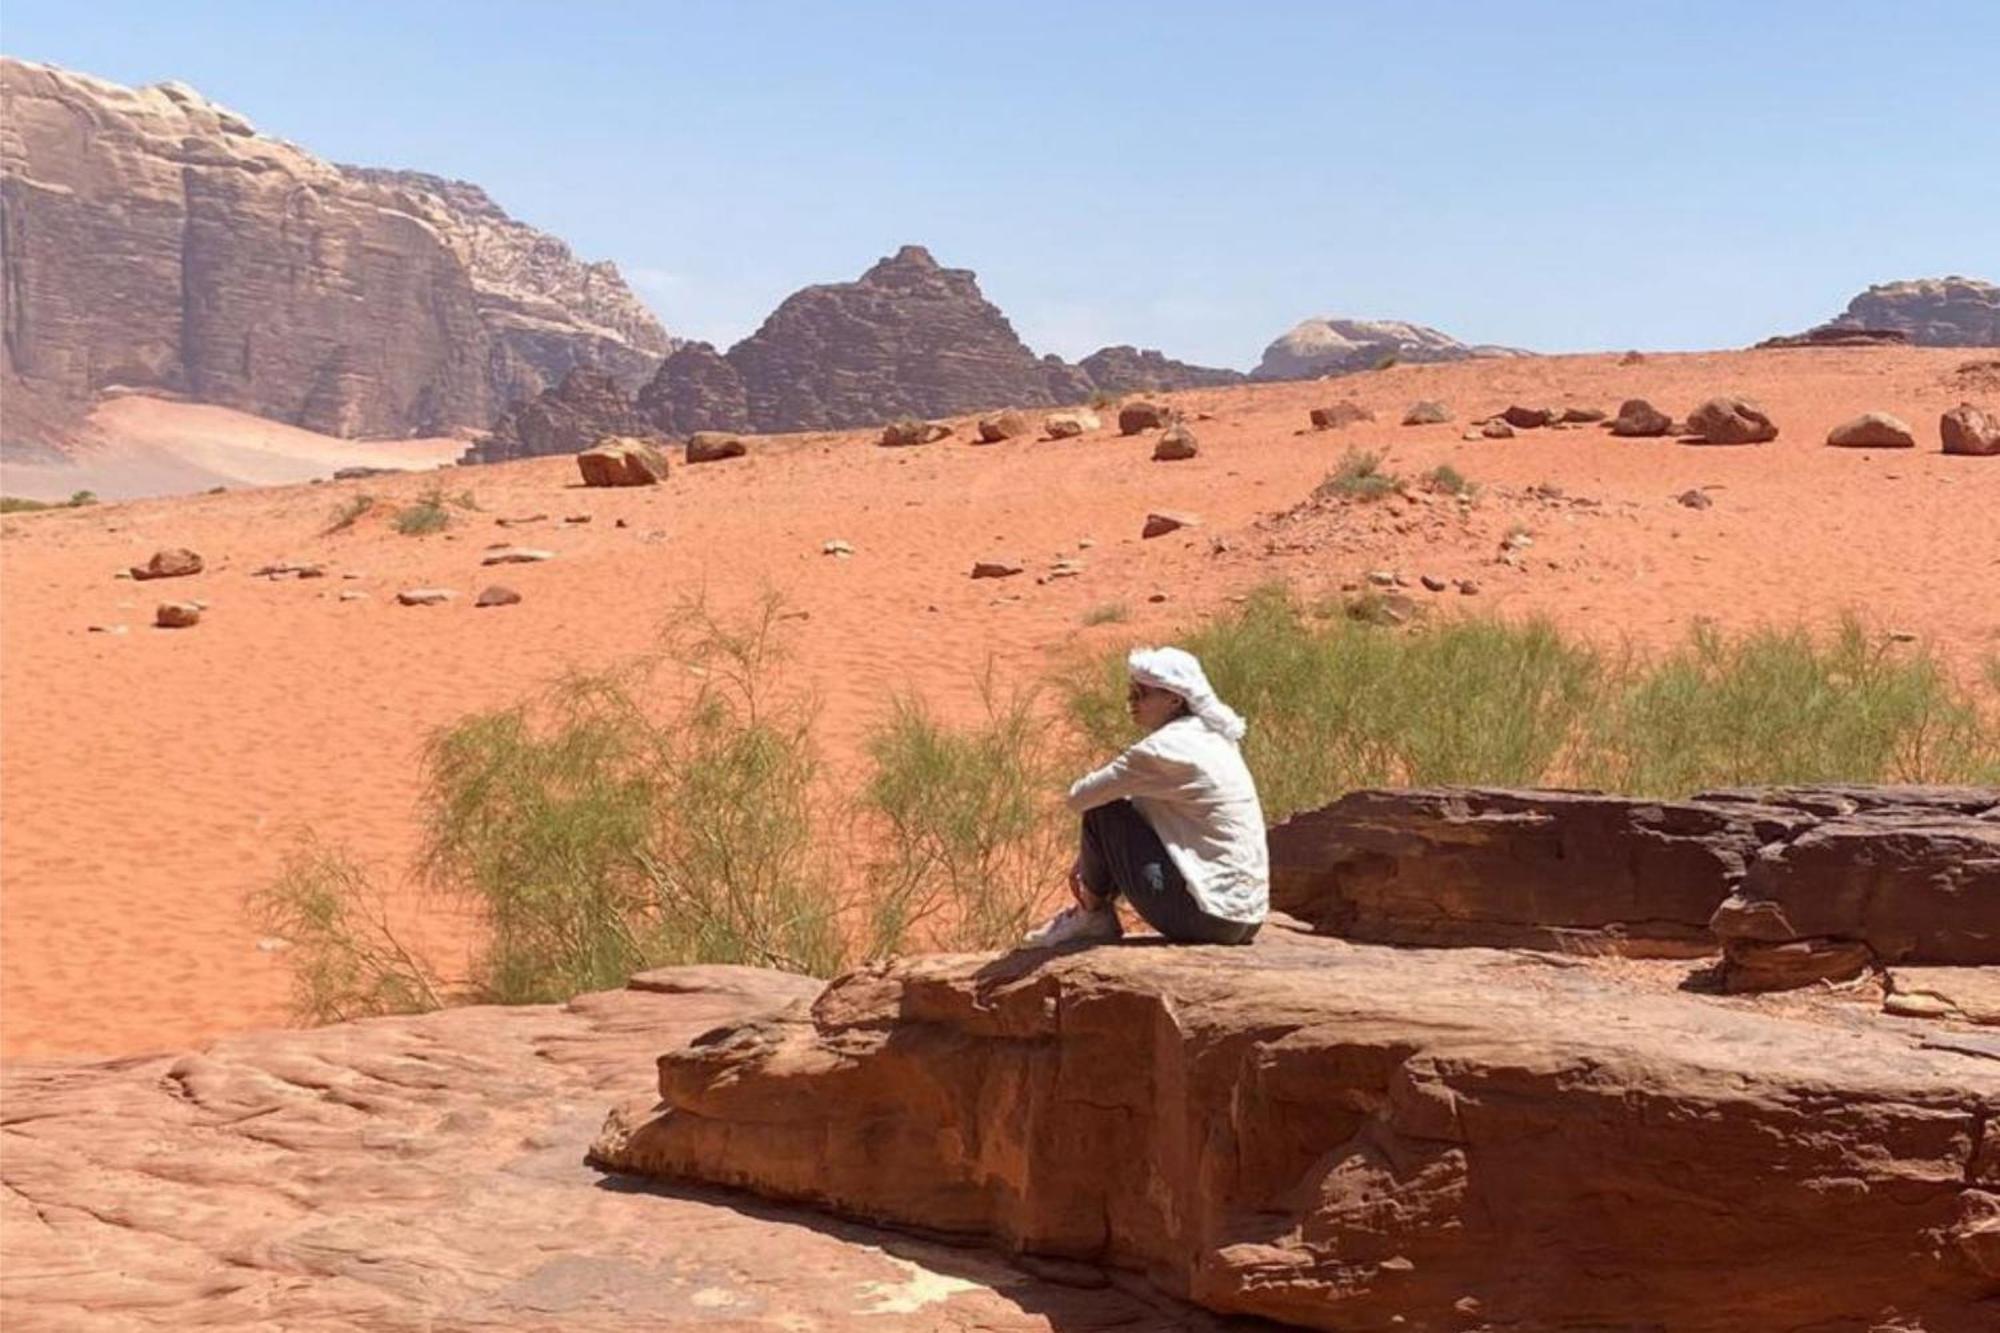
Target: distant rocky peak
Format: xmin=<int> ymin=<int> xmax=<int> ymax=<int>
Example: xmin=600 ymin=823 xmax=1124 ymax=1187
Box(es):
xmin=1761 ymin=275 xmax=1998 ymax=350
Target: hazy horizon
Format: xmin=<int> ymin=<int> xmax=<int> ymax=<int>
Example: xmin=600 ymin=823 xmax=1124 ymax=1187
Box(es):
xmin=4 ymin=1 xmax=1995 ymax=369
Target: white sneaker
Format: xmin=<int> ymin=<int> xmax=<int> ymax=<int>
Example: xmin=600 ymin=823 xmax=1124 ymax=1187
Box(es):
xmin=1022 ymin=905 xmax=1123 ymax=949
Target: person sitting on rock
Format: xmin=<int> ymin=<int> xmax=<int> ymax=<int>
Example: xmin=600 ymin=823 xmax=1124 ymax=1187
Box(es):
xmin=1023 ymin=646 xmax=1268 ymax=948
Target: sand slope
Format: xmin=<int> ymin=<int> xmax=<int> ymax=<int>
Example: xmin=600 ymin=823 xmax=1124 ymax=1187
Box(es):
xmin=2 ymin=347 xmax=1995 ymax=1059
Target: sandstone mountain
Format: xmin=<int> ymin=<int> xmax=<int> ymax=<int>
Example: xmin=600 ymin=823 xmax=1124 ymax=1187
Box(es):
xmin=1075 ymin=344 xmax=1245 ymax=394
xmin=1252 ymin=315 xmax=1527 ymax=380
xmin=1765 ymin=276 xmax=2000 ymax=349
xmin=0 ymin=58 xmax=671 ymax=451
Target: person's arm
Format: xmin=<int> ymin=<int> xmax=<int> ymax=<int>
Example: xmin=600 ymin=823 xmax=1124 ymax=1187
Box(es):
xmin=1065 ymin=743 xmax=1174 ymax=812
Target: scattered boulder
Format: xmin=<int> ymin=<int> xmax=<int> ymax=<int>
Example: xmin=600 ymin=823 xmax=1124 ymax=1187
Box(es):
xmin=685 ymin=431 xmax=747 ymax=463
xmin=1117 ymin=401 xmax=1169 ymax=434
xmin=1685 ymin=396 xmax=1778 ymax=444
xmin=396 ymin=588 xmax=457 ymax=606
xmin=879 ymin=419 xmax=952 ymax=447
xmin=1480 ymin=419 xmax=1515 ymax=439
xmin=1619 ymin=349 xmax=1646 ymax=365
xmin=1309 ymin=401 xmax=1373 ymax=430
xmin=1677 ymin=488 xmax=1713 ymax=509
xmin=1401 ymin=400 xmax=1452 ymax=425
xmin=1718 ymin=938 xmax=1875 ymax=993
xmin=1042 ymin=410 xmax=1100 ymax=439
xmin=1420 ymin=573 xmax=1448 ymax=592
xmin=130 ymin=548 xmax=203 ymax=581
xmin=821 ymin=539 xmax=854 ymax=557
xmin=1610 ymin=399 xmax=1672 ymax=437
xmin=1141 ymin=511 xmax=1200 ymax=539
xmin=474 ymin=585 xmax=522 ymax=608
xmin=969 ymin=557 xmax=1023 ymax=579
xmin=1941 ymin=402 xmax=2000 ymax=456
xmin=577 ymin=438 xmax=669 ymax=486
xmin=481 ymin=547 xmax=553 ymax=566
xmin=1826 ymin=412 xmax=1915 ymax=449
xmin=1151 ymin=423 xmax=1199 ymax=461
xmin=1500 ymin=404 xmax=1558 ymax=429
xmin=975 ymin=410 xmax=1031 ymax=443
xmin=154 ymin=602 xmax=200 ymax=629
xmin=1560 ymin=406 xmax=1607 ymax=424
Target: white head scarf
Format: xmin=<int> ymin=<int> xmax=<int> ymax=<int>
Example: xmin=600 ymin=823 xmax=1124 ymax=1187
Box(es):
xmin=1127 ymin=646 xmax=1247 ymax=743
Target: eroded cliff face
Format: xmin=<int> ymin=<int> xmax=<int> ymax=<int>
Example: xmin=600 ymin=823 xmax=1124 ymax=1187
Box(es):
xmin=0 ymin=58 xmax=669 ymax=448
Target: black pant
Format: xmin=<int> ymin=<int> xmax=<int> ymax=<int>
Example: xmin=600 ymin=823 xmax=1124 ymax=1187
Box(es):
xmin=1078 ymin=800 xmax=1259 ymax=945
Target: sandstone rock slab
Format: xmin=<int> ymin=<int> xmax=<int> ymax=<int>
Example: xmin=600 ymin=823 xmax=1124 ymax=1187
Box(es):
xmin=1141 ymin=510 xmax=1200 ymax=539
xmin=594 ymin=933 xmax=2000 ymax=1331
xmin=1686 ymin=396 xmax=1779 ymax=444
xmin=1308 ymin=401 xmax=1373 ymax=430
xmin=1827 ymin=411 xmax=1916 ymax=448
xmin=1151 ymin=424 xmax=1198 ymax=461
xmin=131 ymin=547 xmax=203 ymax=580
xmin=684 ymin=430 xmax=747 ymax=463
xmin=1043 ymin=410 xmax=1100 ymax=439
xmin=577 ymin=437 xmax=669 ymax=486
xmin=1942 ymin=402 xmax=2000 ymax=456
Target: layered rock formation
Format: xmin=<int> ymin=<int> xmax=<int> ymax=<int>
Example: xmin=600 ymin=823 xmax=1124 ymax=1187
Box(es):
xmin=0 ymin=965 xmax=1220 ymax=1330
xmin=1075 ymin=345 xmax=1244 ymax=395
xmin=466 ymin=368 xmax=654 ymax=464
xmin=1253 ymin=317 xmax=1527 ymax=381
xmin=595 ymin=931 xmax=2000 ymax=1331
xmin=634 ymin=245 xmax=1089 ymax=439
xmin=0 ymin=58 xmax=670 ymax=450
xmin=1763 ymin=276 xmax=2000 ymax=349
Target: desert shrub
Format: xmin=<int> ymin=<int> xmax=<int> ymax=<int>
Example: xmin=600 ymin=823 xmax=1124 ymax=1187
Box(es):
xmin=325 ymin=494 xmax=375 ymax=533
xmin=393 ymin=487 xmax=451 ymax=536
xmin=858 ymin=677 xmax=1069 ymax=953
xmin=1372 ymin=352 xmax=1401 ymax=371
xmin=68 ymin=490 xmax=97 ymax=507
xmin=1313 ymin=449 xmax=1401 ymax=503
xmin=1082 ymin=601 xmax=1130 ymax=627
xmin=249 ymin=839 xmax=443 ymax=1023
xmin=1421 ymin=464 xmax=1478 ymax=497
xmin=1588 ymin=618 xmax=1996 ymax=794
xmin=418 ymin=594 xmax=843 ymax=1002
xmin=0 ymin=497 xmax=51 ymax=513
xmin=1063 ymin=586 xmax=1598 ymax=821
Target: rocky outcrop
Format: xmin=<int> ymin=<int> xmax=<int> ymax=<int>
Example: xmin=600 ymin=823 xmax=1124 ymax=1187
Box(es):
xmin=1 ymin=966 xmax=1218 ymax=1330
xmin=467 ymin=369 xmax=654 ymax=463
xmin=1253 ymin=318 xmax=1527 ymax=382
xmin=593 ymin=932 xmax=2000 ymax=1332
xmin=0 ymin=58 xmax=669 ymax=450
xmin=634 ymin=341 xmax=751 ymax=437
xmin=1267 ymin=787 xmax=1812 ymax=955
xmin=1075 ymin=345 xmax=1244 ymax=394
xmin=1764 ymin=276 xmax=2000 ymax=349
xmin=637 ymin=246 xmax=1090 ymax=436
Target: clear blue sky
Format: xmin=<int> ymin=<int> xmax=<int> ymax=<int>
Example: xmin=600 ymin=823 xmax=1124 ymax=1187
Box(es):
xmin=4 ymin=1 xmax=1994 ymax=368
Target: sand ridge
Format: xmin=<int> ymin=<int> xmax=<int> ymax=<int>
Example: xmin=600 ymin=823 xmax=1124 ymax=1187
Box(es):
xmin=1 ymin=346 xmax=1996 ymax=1059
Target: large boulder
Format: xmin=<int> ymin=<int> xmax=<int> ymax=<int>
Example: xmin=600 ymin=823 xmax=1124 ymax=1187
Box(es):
xmin=1117 ymin=401 xmax=1170 ymax=434
xmin=1151 ymin=423 xmax=1199 ymax=461
xmin=1500 ymin=404 xmax=1558 ymax=429
xmin=1043 ymin=409 xmax=1100 ymax=439
xmin=1308 ymin=401 xmax=1374 ymax=430
xmin=1610 ymin=398 xmax=1672 ymax=437
xmin=577 ymin=437 xmax=669 ymax=486
xmin=684 ymin=431 xmax=747 ymax=463
xmin=1827 ymin=411 xmax=1916 ymax=448
xmin=879 ymin=418 xmax=952 ymax=447
xmin=1686 ymin=396 xmax=1779 ymax=444
xmin=975 ymin=409 xmax=1031 ymax=443
xmin=1267 ymin=787 xmax=1811 ymax=955
xmin=593 ymin=933 xmax=1999 ymax=1331
xmin=1942 ymin=403 xmax=2000 ymax=456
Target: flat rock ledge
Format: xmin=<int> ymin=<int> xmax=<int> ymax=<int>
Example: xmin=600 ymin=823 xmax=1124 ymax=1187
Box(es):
xmin=592 ymin=930 xmax=2000 ymax=1331
xmin=1 ymin=966 xmax=1224 ymax=1331
xmin=1267 ymin=785 xmax=2000 ymax=985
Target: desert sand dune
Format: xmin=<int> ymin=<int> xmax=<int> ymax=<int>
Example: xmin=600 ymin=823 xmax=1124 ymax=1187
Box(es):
xmin=1 ymin=346 xmax=1995 ymax=1059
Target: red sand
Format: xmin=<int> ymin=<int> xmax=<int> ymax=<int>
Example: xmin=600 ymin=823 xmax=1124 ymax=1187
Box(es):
xmin=2 ymin=347 xmax=1995 ymax=1059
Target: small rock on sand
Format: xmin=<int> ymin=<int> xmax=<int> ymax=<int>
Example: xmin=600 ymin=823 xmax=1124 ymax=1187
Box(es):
xmin=154 ymin=602 xmax=200 ymax=628
xmin=131 ymin=548 xmax=203 ymax=580
xmin=396 ymin=588 xmax=457 ymax=607
xmin=481 ymin=547 xmax=554 ymax=566
xmin=1686 ymin=396 xmax=1778 ymax=445
xmin=1310 ymin=402 xmax=1373 ymax=430
xmin=1402 ymin=401 xmax=1452 ymax=426
xmin=1501 ymin=405 xmax=1559 ymax=429
xmin=1826 ymin=412 xmax=1915 ymax=449
xmin=475 ymin=585 xmax=522 ymax=608
xmin=1481 ymin=419 xmax=1515 ymax=439
xmin=1677 ymin=489 xmax=1714 ymax=509
xmin=1044 ymin=410 xmax=1100 ymax=439
xmin=1118 ymin=402 xmax=1169 ymax=434
xmin=970 ymin=557 xmax=1024 ymax=579
xmin=1152 ymin=424 xmax=1199 ymax=461
xmin=1940 ymin=402 xmax=2000 ymax=456
xmin=577 ymin=438 xmax=669 ymax=486
xmin=1142 ymin=511 xmax=1200 ymax=539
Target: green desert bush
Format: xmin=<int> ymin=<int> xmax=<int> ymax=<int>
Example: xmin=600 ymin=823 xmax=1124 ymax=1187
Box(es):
xmin=1314 ymin=449 xmax=1401 ymax=503
xmin=1588 ymin=618 xmax=1995 ymax=794
xmin=392 ymin=487 xmax=452 ymax=536
xmin=249 ymin=839 xmax=443 ymax=1023
xmin=420 ymin=595 xmax=844 ymax=1001
xmin=1064 ymin=586 xmax=1599 ymax=821
xmin=1421 ymin=464 xmax=1478 ymax=497
xmin=858 ymin=678 xmax=1070 ymax=953
xmin=324 ymin=493 xmax=376 ymax=534
xmin=1082 ymin=601 xmax=1130 ymax=626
